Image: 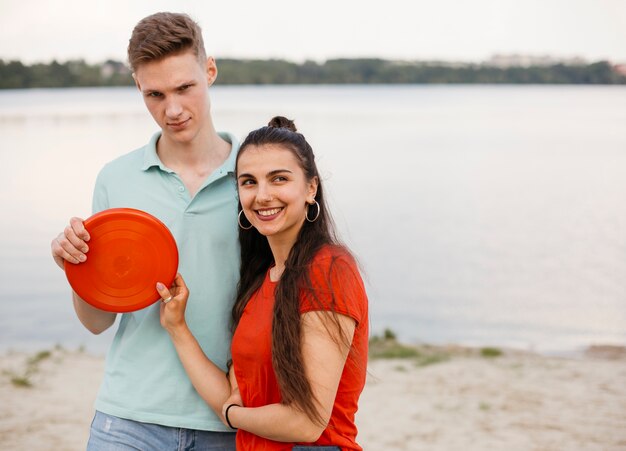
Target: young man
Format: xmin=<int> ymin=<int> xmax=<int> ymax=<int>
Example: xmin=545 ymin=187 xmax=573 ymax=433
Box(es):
xmin=51 ymin=12 xmax=239 ymax=449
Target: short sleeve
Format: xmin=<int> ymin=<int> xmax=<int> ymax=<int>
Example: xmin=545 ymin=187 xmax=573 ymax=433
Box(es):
xmin=92 ymin=168 xmax=109 ymax=214
xmin=300 ymin=248 xmax=367 ymax=326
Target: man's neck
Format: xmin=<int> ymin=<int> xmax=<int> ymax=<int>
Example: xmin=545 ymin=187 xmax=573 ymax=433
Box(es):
xmin=157 ymin=125 xmax=232 ymax=197
xmin=158 ymin=123 xmax=228 ymax=166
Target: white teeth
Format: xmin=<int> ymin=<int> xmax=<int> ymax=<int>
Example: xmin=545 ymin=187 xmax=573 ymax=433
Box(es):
xmin=258 ymin=208 xmax=282 ymax=217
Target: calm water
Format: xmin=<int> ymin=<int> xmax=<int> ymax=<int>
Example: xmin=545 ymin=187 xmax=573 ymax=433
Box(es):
xmin=1 ymin=85 xmax=625 ymax=355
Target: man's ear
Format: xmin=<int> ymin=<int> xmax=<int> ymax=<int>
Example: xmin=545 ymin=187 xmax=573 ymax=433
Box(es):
xmin=206 ymin=57 xmax=218 ymax=87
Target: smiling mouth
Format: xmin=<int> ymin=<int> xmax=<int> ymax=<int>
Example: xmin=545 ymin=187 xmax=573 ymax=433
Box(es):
xmin=256 ymin=207 xmax=283 ymax=217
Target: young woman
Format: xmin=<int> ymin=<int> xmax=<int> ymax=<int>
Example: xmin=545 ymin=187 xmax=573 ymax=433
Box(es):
xmin=158 ymin=116 xmax=369 ymax=450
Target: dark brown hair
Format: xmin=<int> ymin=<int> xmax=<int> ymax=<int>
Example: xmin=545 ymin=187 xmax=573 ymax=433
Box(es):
xmin=233 ymin=117 xmax=349 ymax=426
xmin=127 ymin=12 xmax=207 ymax=71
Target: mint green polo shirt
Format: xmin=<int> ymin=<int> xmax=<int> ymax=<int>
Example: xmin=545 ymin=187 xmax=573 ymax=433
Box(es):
xmin=91 ymin=131 xmax=240 ymax=430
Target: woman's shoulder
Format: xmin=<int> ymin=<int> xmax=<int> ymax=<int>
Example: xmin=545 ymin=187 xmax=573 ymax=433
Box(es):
xmin=312 ymin=244 xmax=355 ymax=265
xmin=303 ymin=244 xmax=368 ymax=317
xmin=310 ymin=244 xmax=361 ymax=280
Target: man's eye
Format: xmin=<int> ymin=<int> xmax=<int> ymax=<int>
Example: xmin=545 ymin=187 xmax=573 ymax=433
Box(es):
xmin=147 ymin=92 xmax=162 ymax=98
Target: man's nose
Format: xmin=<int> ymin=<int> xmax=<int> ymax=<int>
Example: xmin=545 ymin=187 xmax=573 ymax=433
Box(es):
xmin=165 ymin=98 xmax=183 ymax=118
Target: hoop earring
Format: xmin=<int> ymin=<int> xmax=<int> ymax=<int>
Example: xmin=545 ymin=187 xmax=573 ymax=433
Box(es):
xmin=306 ymin=200 xmax=320 ymax=223
xmin=238 ymin=210 xmax=253 ymax=230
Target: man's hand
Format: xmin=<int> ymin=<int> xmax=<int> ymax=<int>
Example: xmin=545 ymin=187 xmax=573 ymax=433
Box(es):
xmin=51 ymin=217 xmax=90 ymax=269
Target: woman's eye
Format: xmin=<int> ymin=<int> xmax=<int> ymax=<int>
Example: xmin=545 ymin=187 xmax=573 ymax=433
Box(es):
xmin=273 ymin=176 xmax=287 ymax=182
xmin=240 ymin=179 xmax=255 ymax=186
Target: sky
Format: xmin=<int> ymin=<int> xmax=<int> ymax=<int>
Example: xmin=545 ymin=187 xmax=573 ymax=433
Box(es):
xmin=1 ymin=0 xmax=625 ymax=64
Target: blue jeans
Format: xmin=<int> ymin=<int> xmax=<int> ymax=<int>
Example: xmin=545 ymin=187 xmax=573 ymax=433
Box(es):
xmin=87 ymin=411 xmax=236 ymax=450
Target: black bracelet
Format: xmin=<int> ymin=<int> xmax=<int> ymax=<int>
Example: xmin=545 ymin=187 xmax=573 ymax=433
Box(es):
xmin=225 ymin=403 xmax=241 ymax=430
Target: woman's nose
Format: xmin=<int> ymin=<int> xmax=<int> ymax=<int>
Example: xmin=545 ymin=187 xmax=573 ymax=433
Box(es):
xmin=256 ymin=184 xmax=274 ymax=202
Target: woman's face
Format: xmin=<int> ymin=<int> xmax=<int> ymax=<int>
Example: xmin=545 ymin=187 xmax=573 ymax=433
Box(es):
xmin=237 ymin=144 xmax=318 ymax=246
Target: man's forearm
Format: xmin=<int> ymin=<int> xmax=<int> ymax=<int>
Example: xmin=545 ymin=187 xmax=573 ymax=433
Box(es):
xmin=72 ymin=292 xmax=116 ymax=334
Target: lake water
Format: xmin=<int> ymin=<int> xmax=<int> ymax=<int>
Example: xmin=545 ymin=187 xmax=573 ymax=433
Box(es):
xmin=1 ymin=85 xmax=625 ymax=355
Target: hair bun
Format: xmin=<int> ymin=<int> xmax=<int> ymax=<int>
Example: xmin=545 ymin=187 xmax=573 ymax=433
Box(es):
xmin=268 ymin=116 xmax=297 ymax=132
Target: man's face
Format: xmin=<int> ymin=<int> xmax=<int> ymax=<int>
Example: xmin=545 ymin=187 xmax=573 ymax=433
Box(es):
xmin=133 ymin=51 xmax=217 ymax=145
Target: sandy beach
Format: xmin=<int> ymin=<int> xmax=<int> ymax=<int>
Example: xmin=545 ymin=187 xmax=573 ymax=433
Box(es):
xmin=1 ymin=344 xmax=625 ymax=450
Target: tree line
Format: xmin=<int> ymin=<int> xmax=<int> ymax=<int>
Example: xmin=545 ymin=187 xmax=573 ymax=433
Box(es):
xmin=1 ymin=58 xmax=624 ymax=89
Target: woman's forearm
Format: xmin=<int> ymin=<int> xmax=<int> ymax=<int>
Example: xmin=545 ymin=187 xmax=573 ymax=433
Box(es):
xmin=226 ymin=402 xmax=325 ymax=443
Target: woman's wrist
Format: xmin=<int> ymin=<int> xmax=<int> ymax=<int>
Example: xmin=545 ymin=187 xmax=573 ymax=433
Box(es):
xmin=167 ymin=322 xmax=192 ymax=342
xmin=224 ymin=403 xmax=241 ymax=430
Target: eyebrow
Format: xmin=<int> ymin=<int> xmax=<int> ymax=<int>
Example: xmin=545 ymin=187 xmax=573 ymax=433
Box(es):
xmin=237 ymin=169 xmax=293 ymax=179
xmin=142 ymin=80 xmax=196 ymax=94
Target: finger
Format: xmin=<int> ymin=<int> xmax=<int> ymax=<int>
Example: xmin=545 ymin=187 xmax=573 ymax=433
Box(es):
xmin=54 ymin=232 xmax=88 ymax=264
xmin=70 ymin=217 xmax=90 ymax=242
xmin=57 ymin=231 xmax=87 ymax=262
xmin=61 ymin=227 xmax=88 ymax=258
xmin=172 ymin=273 xmax=188 ymax=296
xmin=156 ymin=282 xmax=173 ymax=303
xmin=51 ymin=236 xmax=81 ymax=265
xmin=65 ymin=221 xmax=89 ymax=254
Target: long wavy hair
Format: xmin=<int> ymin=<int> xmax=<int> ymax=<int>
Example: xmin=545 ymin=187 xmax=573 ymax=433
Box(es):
xmin=232 ymin=116 xmax=347 ymax=425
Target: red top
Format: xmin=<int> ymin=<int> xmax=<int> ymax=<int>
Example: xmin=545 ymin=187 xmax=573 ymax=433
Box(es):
xmin=231 ymin=246 xmax=369 ymax=450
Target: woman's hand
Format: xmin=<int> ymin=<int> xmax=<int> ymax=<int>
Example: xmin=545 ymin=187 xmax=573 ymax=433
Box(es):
xmin=157 ymin=273 xmax=190 ymax=334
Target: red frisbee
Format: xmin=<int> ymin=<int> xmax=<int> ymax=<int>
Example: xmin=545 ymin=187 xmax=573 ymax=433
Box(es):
xmin=64 ymin=208 xmax=179 ymax=313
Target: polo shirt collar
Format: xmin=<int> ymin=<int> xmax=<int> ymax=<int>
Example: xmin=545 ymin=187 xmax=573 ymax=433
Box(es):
xmin=141 ymin=132 xmax=170 ymax=172
xmin=220 ymin=132 xmax=238 ymax=176
xmin=140 ymin=131 xmax=239 ymax=176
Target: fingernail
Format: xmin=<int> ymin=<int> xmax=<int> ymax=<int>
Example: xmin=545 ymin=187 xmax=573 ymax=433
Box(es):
xmin=85 ymin=234 xmax=90 ymax=241
xmin=78 ymin=254 xmax=86 ymax=262
xmin=156 ymin=282 xmax=165 ymax=290
xmin=82 ymin=245 xmax=89 ymax=253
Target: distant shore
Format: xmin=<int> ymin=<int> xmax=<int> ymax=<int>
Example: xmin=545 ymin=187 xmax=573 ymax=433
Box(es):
xmin=1 ymin=341 xmax=625 ymax=450
xmin=2 ymin=58 xmax=625 ymax=89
